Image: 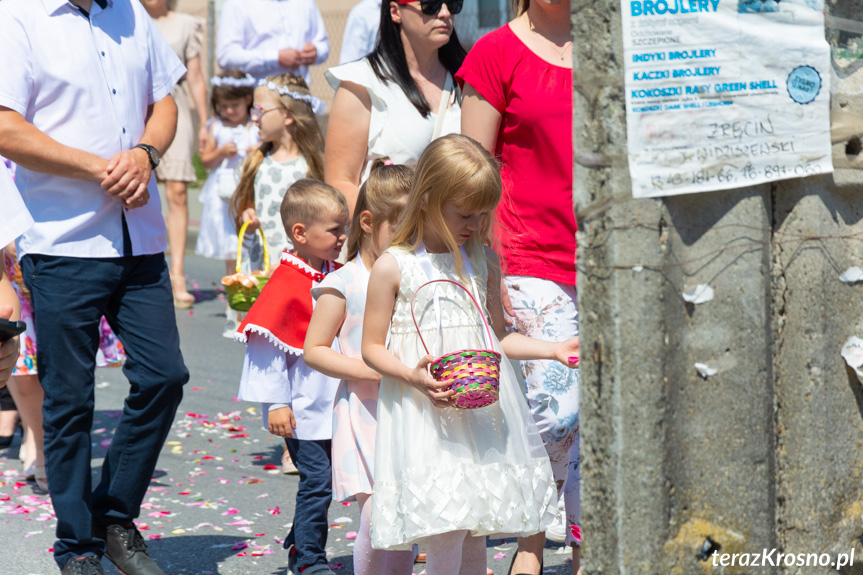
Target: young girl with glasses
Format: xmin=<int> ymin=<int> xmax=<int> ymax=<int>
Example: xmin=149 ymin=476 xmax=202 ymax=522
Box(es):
xmin=229 ymin=73 xmax=326 ymax=272
xmin=223 ymin=73 xmax=326 ymax=340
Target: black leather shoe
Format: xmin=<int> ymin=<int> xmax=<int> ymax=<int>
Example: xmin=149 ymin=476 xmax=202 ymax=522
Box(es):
xmin=96 ymin=523 xmax=165 ymax=575
xmin=60 ymin=556 xmax=105 ymax=575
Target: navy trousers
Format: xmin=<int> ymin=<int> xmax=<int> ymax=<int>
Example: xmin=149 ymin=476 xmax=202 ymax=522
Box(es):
xmin=21 ymin=252 xmax=188 ymax=568
xmin=284 ymin=438 xmax=333 ymax=570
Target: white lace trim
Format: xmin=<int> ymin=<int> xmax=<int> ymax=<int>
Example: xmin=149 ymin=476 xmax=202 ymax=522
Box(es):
xmin=258 ymin=80 xmax=326 ymax=115
xmin=370 ymin=459 xmax=557 ymax=549
xmin=235 ymin=324 xmax=303 ymax=356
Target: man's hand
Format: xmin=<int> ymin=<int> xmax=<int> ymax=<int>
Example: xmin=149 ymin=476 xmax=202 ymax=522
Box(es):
xmin=299 ymin=42 xmax=317 ymax=66
xmin=101 ymin=148 xmax=151 ymax=208
xmin=268 ymin=406 xmax=297 ymax=438
xmin=278 ymin=48 xmax=301 ymax=69
xmin=0 ymin=305 xmax=20 ymax=389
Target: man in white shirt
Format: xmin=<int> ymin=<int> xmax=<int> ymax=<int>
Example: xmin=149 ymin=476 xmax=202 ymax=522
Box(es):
xmin=338 ymin=0 xmax=381 ymax=64
xmin=0 ymin=1 xmax=189 ymax=574
xmin=217 ymin=0 xmax=330 ymax=86
xmin=0 ymin=164 xmax=33 ymax=389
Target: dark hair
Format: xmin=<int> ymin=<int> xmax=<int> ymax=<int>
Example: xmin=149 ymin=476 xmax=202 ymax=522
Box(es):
xmin=367 ymin=2 xmax=467 ymax=117
xmin=210 ymin=69 xmax=254 ymax=122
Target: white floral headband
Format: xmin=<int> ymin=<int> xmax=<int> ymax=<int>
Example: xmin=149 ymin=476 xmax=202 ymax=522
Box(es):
xmin=258 ymin=79 xmax=326 ymax=115
xmin=210 ymin=74 xmax=256 ymax=88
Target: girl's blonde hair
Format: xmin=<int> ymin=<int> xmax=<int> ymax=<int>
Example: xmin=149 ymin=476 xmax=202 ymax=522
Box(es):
xmin=346 ymin=158 xmax=413 ymax=262
xmin=390 ymin=135 xmax=501 ymax=278
xmin=280 ymin=178 xmax=349 ymax=235
xmin=230 ymin=73 xmax=325 ymax=232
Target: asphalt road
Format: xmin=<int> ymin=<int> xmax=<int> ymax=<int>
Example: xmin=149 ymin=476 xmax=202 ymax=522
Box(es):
xmin=0 ymin=254 xmax=573 ymax=575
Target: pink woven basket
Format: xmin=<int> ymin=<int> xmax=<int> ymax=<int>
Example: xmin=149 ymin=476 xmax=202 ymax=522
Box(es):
xmin=410 ymin=279 xmax=501 ymax=409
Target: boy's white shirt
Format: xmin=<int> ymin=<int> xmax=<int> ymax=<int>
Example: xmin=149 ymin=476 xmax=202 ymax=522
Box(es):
xmin=238 ymin=331 xmax=341 ymax=441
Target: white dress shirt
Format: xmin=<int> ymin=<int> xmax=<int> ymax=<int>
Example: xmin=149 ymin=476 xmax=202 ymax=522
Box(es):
xmin=238 ymin=333 xmax=341 ymax=441
xmin=339 ymin=0 xmax=381 ymax=64
xmin=217 ymin=0 xmax=330 ymax=86
xmin=0 ymin=165 xmax=33 ymax=248
xmin=0 ymin=0 xmax=185 ymax=259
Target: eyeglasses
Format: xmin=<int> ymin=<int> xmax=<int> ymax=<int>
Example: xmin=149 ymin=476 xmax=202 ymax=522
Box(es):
xmin=396 ymin=0 xmax=463 ymax=16
xmin=250 ymin=106 xmax=281 ymax=120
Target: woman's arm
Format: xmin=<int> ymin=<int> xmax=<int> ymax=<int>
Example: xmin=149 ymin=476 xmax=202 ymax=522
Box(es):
xmin=361 ymin=253 xmax=453 ymax=407
xmin=184 ymin=55 xmax=210 ymax=152
xmin=460 ymin=84 xmax=502 ymax=155
xmin=305 ymin=289 xmax=381 ymax=383
xmin=324 ymin=81 xmax=371 ymax=217
xmin=485 ymin=247 xmax=579 ymax=365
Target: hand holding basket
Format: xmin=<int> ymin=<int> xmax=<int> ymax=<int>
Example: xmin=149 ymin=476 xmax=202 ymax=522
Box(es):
xmin=410 ymin=279 xmax=501 ymax=409
xmin=221 ymin=220 xmax=270 ymax=312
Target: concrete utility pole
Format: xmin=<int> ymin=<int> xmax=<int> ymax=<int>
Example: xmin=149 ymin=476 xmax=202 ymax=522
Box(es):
xmin=573 ymin=1 xmax=863 ymax=573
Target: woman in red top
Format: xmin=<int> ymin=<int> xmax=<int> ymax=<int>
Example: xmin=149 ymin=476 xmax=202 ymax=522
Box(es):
xmin=457 ymin=0 xmax=579 ymax=573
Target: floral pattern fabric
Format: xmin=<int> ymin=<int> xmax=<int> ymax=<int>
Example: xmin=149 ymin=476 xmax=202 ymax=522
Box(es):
xmin=504 ymin=274 xmax=580 ymax=544
xmin=4 ymin=252 xmax=125 ymax=374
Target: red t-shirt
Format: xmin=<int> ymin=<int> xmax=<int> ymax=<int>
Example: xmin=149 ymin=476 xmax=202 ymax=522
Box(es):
xmin=456 ymin=24 xmax=576 ymax=285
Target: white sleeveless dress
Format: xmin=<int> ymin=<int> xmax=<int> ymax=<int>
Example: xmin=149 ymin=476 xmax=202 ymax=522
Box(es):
xmin=325 ymin=58 xmax=461 ymax=183
xmin=370 ymin=245 xmax=556 ymax=550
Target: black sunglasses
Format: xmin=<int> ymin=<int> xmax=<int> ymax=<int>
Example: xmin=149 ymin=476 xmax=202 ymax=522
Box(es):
xmin=397 ymin=0 xmax=463 ymax=16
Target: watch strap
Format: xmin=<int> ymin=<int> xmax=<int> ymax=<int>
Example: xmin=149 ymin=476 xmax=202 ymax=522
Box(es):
xmin=134 ymin=144 xmax=159 ymax=169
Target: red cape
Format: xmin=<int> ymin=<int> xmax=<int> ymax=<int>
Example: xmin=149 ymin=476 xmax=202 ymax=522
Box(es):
xmin=236 ymin=251 xmax=340 ymax=355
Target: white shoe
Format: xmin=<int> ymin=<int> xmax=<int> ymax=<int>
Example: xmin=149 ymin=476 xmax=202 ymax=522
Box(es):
xmin=282 ymin=450 xmax=299 ymax=475
xmin=545 ymin=498 xmax=567 ymax=543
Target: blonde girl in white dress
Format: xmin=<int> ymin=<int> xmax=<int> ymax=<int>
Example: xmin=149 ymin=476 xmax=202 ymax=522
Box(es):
xmin=362 ymin=134 xmax=580 ymax=575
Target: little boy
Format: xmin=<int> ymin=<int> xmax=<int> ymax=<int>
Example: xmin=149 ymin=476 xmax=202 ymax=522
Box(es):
xmin=236 ymin=179 xmax=349 ymax=575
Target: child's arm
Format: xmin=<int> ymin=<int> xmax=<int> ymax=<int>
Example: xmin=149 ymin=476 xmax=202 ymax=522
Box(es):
xmin=304 ymin=288 xmax=382 ymax=383
xmin=485 ymin=247 xmax=580 ymax=367
xmin=0 ymin=254 xmax=21 ymax=388
xmin=361 ymin=253 xmax=453 ymax=407
xmin=199 ymin=124 xmax=236 ymax=169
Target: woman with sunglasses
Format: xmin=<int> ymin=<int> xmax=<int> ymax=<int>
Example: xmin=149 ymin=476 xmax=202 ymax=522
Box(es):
xmin=324 ymin=0 xmax=466 ymax=216
xmin=457 ymin=0 xmax=580 ymax=574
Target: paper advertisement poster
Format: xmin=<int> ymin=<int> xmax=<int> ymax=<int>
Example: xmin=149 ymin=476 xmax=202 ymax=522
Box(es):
xmin=621 ymin=0 xmax=833 ymax=198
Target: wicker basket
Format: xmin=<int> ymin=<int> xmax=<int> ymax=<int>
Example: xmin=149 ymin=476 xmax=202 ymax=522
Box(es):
xmin=222 ymin=221 xmax=270 ymax=312
xmin=411 ymin=279 xmax=501 ymax=409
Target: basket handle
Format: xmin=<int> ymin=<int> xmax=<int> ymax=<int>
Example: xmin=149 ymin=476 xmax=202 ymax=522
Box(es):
xmin=235 ymin=220 xmax=270 ymax=274
xmin=410 ymin=279 xmax=494 ymax=356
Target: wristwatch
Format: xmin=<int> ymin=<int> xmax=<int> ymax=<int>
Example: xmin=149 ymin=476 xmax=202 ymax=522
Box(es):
xmin=134 ymin=143 xmax=161 ymax=169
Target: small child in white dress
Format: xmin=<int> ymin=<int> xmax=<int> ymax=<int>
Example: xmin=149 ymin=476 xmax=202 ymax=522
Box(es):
xmin=195 ymin=71 xmax=259 ymax=275
xmin=362 ymin=135 xmax=580 ymax=574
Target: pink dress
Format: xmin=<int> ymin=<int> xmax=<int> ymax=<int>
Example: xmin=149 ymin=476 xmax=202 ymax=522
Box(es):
xmin=311 ymin=256 xmax=377 ymax=502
